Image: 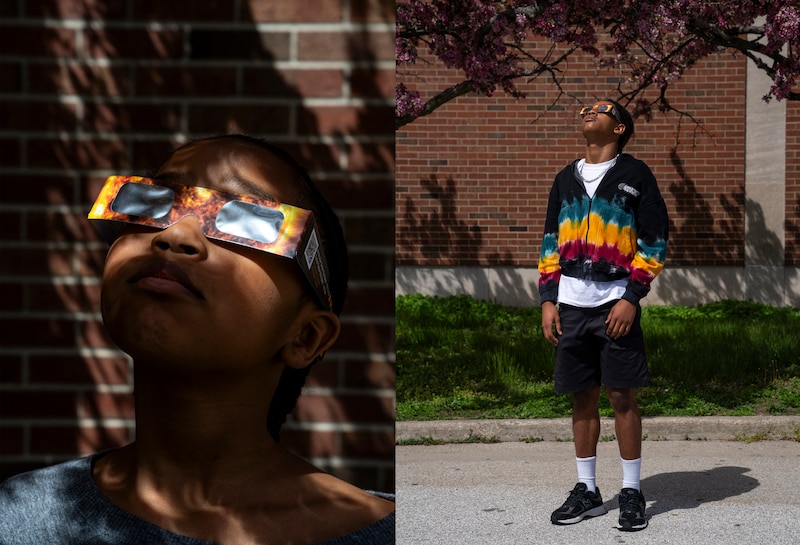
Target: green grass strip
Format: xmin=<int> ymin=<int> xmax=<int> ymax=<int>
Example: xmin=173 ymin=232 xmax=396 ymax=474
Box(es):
xmin=397 ymin=295 xmax=800 ymax=420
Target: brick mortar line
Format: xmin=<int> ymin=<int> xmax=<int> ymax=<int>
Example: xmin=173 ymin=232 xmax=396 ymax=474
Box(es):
xmin=0 ymin=418 xmax=135 ymax=426
xmin=0 ymin=95 xmax=394 ymax=106
xmin=0 ymin=345 xmax=380 ymax=358
xmin=0 ymin=385 xmax=133 ymax=392
xmin=286 ymin=422 xmax=394 ymax=433
xmin=0 ymin=174 xmax=396 ymax=186
xmin=0 ymin=454 xmax=392 ymax=467
xmin=0 ymin=311 xmax=103 ymax=319
xmin=2 ymin=19 xmax=394 ymax=31
xmin=306 ymin=457 xmax=395 ymax=468
xmin=0 ymin=276 xmax=103 ymax=284
xmin=301 ymin=387 xmax=395 ymax=397
xmin=0 ymin=59 xmax=397 ymax=71
xmin=0 ymin=134 xmax=396 ymax=145
xmin=0 ymin=347 xmax=125 ymax=356
xmin=2 ymin=416 xmax=387 ymax=427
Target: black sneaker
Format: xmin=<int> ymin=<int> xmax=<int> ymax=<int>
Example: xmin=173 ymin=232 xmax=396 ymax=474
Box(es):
xmin=618 ymin=488 xmax=648 ymax=531
xmin=551 ymin=483 xmax=607 ymax=525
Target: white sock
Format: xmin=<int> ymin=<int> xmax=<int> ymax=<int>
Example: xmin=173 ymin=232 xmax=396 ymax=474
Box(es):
xmin=621 ymin=457 xmax=641 ymax=490
xmin=576 ymin=456 xmax=597 ymax=493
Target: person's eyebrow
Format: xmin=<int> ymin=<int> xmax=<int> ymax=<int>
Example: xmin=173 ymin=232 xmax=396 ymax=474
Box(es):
xmin=222 ymin=177 xmax=278 ymax=202
xmin=154 ymin=171 xmax=278 ymax=202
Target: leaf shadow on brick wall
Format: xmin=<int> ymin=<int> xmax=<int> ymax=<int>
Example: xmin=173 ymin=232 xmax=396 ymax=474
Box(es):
xmin=654 ymin=149 xmax=751 ymax=304
xmin=20 ymin=0 xmax=394 ymax=491
xmin=397 ymin=173 xmax=557 ymax=300
xmin=399 ymin=175 xmax=483 ymax=263
xmin=290 ymin=17 xmax=396 ymax=491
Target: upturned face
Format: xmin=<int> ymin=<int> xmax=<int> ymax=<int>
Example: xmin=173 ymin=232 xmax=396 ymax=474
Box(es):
xmin=100 ymin=139 xmax=329 ymax=375
xmin=580 ymin=101 xmax=626 ymax=145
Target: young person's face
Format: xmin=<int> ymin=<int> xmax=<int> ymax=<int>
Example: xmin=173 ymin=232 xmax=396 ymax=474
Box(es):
xmin=580 ymin=101 xmax=625 ymax=144
xmin=100 ymin=139 xmax=328 ymax=375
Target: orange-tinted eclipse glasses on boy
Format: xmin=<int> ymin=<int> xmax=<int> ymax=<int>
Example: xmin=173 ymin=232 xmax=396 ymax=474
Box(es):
xmin=579 ymin=104 xmax=621 ymax=123
xmin=88 ymin=175 xmax=333 ymax=311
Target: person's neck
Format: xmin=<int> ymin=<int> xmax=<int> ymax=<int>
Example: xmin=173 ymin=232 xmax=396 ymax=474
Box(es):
xmin=91 ymin=362 xmax=350 ymax=544
xmin=116 ymin=364 xmax=288 ymax=499
xmin=584 ymin=142 xmax=619 ymax=164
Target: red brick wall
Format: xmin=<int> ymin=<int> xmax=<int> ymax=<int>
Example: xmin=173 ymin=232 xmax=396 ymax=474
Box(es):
xmin=0 ymin=0 xmax=395 ymax=492
xmin=397 ymin=41 xmax=751 ymax=268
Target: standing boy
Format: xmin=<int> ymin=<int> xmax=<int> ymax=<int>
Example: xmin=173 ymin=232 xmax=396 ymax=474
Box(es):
xmin=538 ymin=100 xmax=669 ymax=531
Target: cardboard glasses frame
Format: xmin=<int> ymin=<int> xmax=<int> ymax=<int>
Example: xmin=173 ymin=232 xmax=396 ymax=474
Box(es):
xmin=88 ymin=175 xmax=333 ymax=312
xmin=579 ymin=104 xmax=621 ymax=123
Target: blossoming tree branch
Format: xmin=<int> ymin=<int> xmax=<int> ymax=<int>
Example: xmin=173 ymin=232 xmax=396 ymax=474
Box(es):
xmin=396 ymin=0 xmax=800 ymax=128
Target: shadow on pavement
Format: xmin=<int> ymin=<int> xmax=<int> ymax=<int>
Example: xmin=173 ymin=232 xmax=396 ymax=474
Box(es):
xmin=602 ymin=466 xmax=760 ymax=521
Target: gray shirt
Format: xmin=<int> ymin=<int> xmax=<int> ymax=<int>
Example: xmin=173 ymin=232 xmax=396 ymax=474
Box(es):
xmin=0 ymin=454 xmax=394 ymax=544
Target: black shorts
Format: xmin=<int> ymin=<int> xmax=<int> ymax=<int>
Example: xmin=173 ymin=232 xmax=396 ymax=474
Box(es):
xmin=554 ymin=301 xmax=650 ymax=394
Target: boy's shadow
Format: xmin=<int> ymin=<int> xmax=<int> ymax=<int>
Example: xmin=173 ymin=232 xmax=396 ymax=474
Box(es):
xmin=603 ymin=466 xmax=759 ymax=520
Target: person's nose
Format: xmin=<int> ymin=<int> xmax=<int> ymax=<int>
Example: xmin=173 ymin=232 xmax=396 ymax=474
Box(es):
xmin=150 ymin=215 xmax=209 ymax=258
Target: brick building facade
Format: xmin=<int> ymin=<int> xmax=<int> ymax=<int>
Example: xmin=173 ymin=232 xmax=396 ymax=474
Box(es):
xmin=0 ymin=0 xmax=396 ymax=492
xmin=396 ymin=38 xmax=799 ymax=308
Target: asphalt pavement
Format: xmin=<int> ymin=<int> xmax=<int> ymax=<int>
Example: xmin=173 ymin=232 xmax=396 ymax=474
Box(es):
xmin=396 ymin=417 xmax=800 ymax=545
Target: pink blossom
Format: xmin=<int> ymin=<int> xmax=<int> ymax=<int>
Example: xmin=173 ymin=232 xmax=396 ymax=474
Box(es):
xmin=396 ymin=0 xmax=799 ymax=126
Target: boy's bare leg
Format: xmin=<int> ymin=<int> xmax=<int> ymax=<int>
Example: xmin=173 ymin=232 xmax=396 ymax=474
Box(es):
xmin=572 ymin=387 xmax=602 ymax=457
xmin=607 ymin=387 xmax=642 ymax=459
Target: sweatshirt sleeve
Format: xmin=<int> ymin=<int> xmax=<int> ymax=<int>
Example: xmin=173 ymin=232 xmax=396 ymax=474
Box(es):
xmin=538 ymin=177 xmax=562 ymax=304
xmin=622 ymin=162 xmax=669 ymax=305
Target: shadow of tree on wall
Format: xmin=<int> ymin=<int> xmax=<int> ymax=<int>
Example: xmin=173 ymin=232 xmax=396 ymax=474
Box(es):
xmin=665 ymin=148 xmax=743 ymax=265
xmin=399 ymin=175 xmax=484 ymax=262
xmin=745 ymin=198 xmax=784 ymax=267
xmin=291 ymin=7 xmax=397 ymax=487
xmin=655 ymin=150 xmax=786 ymax=305
xmin=397 ymin=174 xmax=535 ymax=302
xmin=397 ymin=145 xmax=786 ymax=308
xmin=4 ymin=0 xmax=394 ymax=489
xmin=654 ymin=149 xmax=745 ymax=304
xmin=742 ymin=197 xmax=787 ymax=305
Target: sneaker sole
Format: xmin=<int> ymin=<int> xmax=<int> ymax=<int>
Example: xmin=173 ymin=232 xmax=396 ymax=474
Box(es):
xmin=617 ymin=520 xmax=648 ymax=532
xmin=551 ymin=505 xmax=608 ymax=525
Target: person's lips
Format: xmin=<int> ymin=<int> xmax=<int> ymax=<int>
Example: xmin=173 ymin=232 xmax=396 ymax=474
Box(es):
xmin=128 ymin=260 xmax=204 ymax=299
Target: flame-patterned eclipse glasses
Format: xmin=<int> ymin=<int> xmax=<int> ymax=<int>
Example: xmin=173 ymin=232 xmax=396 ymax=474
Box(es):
xmin=579 ymin=104 xmax=621 ymax=123
xmin=88 ymin=175 xmax=332 ymax=311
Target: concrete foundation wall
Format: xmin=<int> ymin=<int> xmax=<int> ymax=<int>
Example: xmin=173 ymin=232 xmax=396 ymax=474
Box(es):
xmin=396 ymin=265 xmax=800 ymax=308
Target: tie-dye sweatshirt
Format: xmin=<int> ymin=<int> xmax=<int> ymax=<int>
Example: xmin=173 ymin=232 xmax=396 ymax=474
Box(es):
xmin=538 ymin=154 xmax=669 ymax=306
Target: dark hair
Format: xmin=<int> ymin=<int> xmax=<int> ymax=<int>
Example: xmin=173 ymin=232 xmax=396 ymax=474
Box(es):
xmin=158 ymin=134 xmax=349 ymax=441
xmin=606 ymin=99 xmax=634 ymax=152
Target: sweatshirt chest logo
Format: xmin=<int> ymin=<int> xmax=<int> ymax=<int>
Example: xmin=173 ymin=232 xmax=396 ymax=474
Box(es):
xmin=618 ymin=182 xmax=640 ymax=198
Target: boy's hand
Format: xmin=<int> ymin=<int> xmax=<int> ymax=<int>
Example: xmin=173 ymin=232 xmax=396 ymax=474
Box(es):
xmin=606 ymin=299 xmax=636 ymax=339
xmin=541 ymin=301 xmax=561 ymax=346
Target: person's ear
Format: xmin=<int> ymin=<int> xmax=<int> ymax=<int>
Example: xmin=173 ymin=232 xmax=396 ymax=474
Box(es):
xmin=614 ymin=124 xmax=626 ymax=136
xmin=280 ymin=311 xmax=341 ymax=369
